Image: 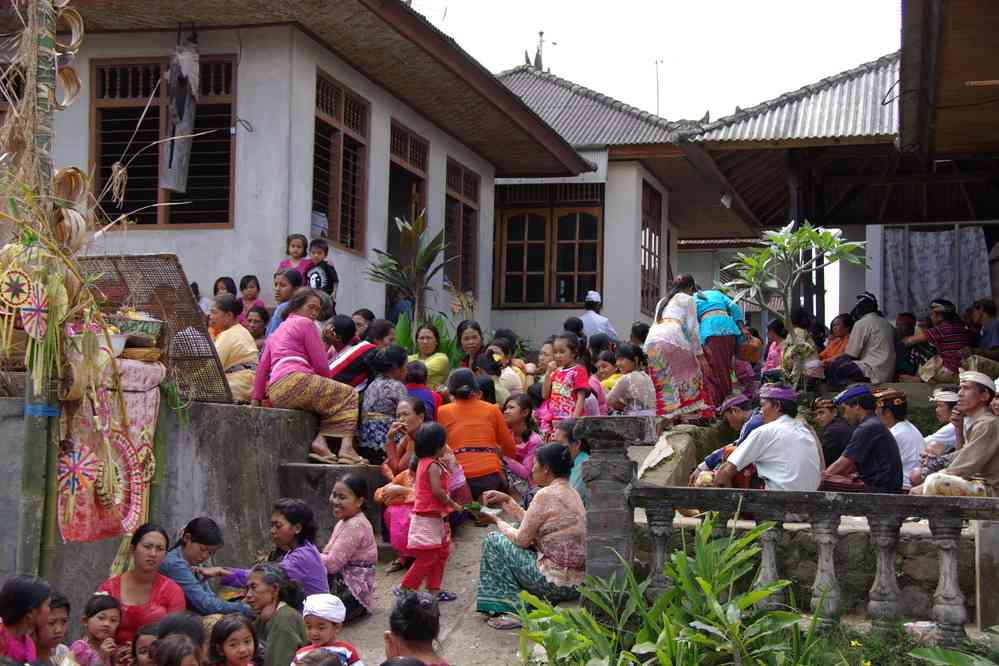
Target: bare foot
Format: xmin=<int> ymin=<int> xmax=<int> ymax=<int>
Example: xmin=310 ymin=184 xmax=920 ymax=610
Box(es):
xmin=337 ymin=435 xmax=364 ymax=464
xmin=310 ymin=433 xmax=334 ymax=458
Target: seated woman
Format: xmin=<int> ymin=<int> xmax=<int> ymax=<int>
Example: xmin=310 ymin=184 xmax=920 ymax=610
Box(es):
xmin=473 ymin=352 xmax=510 ymax=406
xmin=222 ymin=499 xmax=329 ymax=597
xmin=820 ymin=314 xmax=853 ymax=368
xmin=501 ymin=394 xmax=542 ymax=499
xmin=322 ymin=475 xmax=376 ymax=623
xmin=252 ymin=288 xmax=361 ymax=465
xmin=606 ymin=343 xmax=656 ymax=416
xmin=359 ymin=345 xmax=410 ymax=464
xmin=98 ymin=524 xmax=185 ymax=646
xmin=159 ymin=517 xmax=250 ymax=616
xmin=243 ymin=563 xmax=306 ymax=666
xmin=476 ymin=444 xmax=586 ymax=629
xmin=408 ymin=323 xmax=451 ymax=390
xmin=404 ymin=362 xmax=441 ymax=421
xmin=761 ymin=320 xmax=786 ymax=382
xmin=487 ymin=337 xmax=526 ymax=398
xmin=210 ymin=294 xmax=259 ymax=403
xmin=437 ymin=369 xmax=517 ymax=500
xmin=552 ymin=420 xmax=590 ymax=506
xmin=244 ymin=306 xmax=270 ymax=351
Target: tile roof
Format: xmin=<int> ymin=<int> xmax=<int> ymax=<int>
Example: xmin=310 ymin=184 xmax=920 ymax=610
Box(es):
xmin=690 ymin=52 xmax=900 ymax=144
xmin=496 ymin=65 xmax=699 ymax=147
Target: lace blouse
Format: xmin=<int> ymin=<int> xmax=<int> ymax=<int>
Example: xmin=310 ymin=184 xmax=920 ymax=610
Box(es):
xmin=496 ymin=478 xmax=586 ymax=587
xmin=321 ymin=513 xmax=377 ymax=611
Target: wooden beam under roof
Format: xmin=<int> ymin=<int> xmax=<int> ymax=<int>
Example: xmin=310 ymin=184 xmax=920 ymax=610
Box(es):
xmin=679 ymin=143 xmax=762 ymax=229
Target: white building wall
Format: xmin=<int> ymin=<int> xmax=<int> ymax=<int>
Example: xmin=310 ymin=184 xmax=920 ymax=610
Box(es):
xmin=492 ymin=160 xmax=670 ymax=345
xmin=58 ymin=26 xmax=496 ymax=323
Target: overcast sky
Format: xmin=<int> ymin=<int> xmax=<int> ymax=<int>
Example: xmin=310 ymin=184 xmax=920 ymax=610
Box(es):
xmin=410 ymin=0 xmax=901 ymax=122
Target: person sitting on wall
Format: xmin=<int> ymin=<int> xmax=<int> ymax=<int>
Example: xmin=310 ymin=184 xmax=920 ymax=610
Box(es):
xmin=895 ymin=312 xmax=935 ymax=379
xmin=872 ymin=388 xmax=926 ymax=491
xmin=911 ymin=371 xmax=999 ymax=496
xmin=712 ymin=384 xmax=822 ymax=492
xmin=812 ymin=397 xmax=854 ymax=464
xmin=902 ymin=299 xmax=975 ymax=383
xmin=819 ymin=384 xmax=903 ymax=493
xmin=911 ymin=386 xmax=964 ymax=487
xmin=826 ymin=292 xmax=896 ymax=389
xmin=689 ymin=394 xmax=764 ymax=487
xmin=961 ymin=299 xmax=999 ymax=378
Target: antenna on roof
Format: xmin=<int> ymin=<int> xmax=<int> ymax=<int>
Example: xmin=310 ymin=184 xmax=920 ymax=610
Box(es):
xmin=534 ymin=30 xmax=557 ymax=71
xmin=654 ymin=58 xmax=663 ymax=116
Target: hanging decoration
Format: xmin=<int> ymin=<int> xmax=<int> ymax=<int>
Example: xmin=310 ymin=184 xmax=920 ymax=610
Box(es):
xmin=20 ymin=282 xmax=49 ymax=339
xmin=0 ymin=268 xmax=33 ymax=314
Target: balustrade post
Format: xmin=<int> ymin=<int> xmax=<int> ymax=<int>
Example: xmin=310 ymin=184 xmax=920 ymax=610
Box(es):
xmin=756 ymin=515 xmax=785 ymax=611
xmin=930 ymin=515 xmax=967 ymax=645
xmin=810 ymin=512 xmax=842 ymax=628
xmin=867 ymin=514 xmax=903 ymax=630
xmin=645 ymin=503 xmax=675 ymax=598
xmin=576 ymin=417 xmax=644 ymax=582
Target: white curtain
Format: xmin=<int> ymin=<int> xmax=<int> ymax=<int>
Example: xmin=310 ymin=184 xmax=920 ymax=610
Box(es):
xmin=881 ymin=226 xmax=991 ymax=319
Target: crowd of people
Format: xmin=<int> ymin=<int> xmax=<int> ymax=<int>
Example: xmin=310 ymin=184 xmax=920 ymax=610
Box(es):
xmin=7 ymin=242 xmax=999 ymax=665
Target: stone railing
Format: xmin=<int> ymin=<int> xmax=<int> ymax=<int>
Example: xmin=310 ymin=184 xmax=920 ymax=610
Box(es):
xmin=576 ymin=416 xmax=999 ymax=646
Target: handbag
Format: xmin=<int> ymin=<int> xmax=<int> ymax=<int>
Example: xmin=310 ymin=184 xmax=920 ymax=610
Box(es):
xmin=737 ymin=335 xmax=763 ymax=364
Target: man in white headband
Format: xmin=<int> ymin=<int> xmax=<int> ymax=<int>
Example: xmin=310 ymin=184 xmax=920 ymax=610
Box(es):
xmin=911 ymin=371 xmax=999 ymax=496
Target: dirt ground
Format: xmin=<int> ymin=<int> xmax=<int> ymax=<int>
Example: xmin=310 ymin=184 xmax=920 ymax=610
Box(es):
xmin=342 ymin=524 xmax=523 ymax=665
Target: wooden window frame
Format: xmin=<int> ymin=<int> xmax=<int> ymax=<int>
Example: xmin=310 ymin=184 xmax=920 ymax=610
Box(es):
xmin=89 ymin=56 xmax=237 ymax=230
xmin=444 ymin=158 xmax=479 ymax=294
xmin=493 ymin=204 xmax=604 ymax=310
xmin=641 ymin=181 xmax=664 ymax=316
xmin=389 ymin=121 xmax=429 ymax=225
xmin=313 ymin=71 xmax=370 ymax=255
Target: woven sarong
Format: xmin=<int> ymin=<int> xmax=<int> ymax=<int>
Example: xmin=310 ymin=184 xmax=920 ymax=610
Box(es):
xmin=475 ymin=531 xmax=579 ymax=615
xmin=702 ymin=335 xmax=737 ymax=407
xmin=268 ymin=372 xmax=358 ymax=437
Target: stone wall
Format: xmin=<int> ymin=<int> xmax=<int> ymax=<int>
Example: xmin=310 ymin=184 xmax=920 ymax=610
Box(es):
xmin=0 ymin=400 xmax=316 ymax=634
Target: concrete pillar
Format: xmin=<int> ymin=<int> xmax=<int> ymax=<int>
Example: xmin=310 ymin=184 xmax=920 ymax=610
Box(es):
xmin=575 ymin=416 xmax=643 ymax=581
xmin=975 ymin=520 xmax=999 ymax=629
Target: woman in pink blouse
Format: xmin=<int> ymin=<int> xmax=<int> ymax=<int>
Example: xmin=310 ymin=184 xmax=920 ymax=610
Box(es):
xmin=252 ymin=288 xmax=361 ymax=464
xmin=476 ymin=443 xmax=586 ymax=630
xmin=323 ymin=475 xmax=377 ymax=623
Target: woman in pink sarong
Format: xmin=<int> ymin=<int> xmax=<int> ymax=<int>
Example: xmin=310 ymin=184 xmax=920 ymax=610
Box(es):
xmin=643 ymin=275 xmax=712 ymax=418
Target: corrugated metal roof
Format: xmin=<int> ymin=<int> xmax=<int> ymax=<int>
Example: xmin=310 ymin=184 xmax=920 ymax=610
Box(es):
xmin=496 ymin=65 xmax=699 ymax=147
xmin=691 ymin=52 xmax=900 ymax=144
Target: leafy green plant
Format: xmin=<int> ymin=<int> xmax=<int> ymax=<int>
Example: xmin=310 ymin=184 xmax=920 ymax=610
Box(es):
xmin=364 ymin=210 xmax=453 ymax=324
xmin=719 ymin=221 xmax=866 ymax=328
xmin=515 ymin=512 xmax=825 ymax=665
xmin=909 ymin=648 xmax=998 ymax=665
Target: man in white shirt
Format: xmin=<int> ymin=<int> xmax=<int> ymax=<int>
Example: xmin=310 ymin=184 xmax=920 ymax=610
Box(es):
xmin=714 ymin=384 xmax=822 ymax=491
xmin=873 ymin=388 xmax=926 ymax=490
xmin=924 ymin=386 xmax=960 ymax=454
xmin=578 ymin=291 xmax=619 ymax=341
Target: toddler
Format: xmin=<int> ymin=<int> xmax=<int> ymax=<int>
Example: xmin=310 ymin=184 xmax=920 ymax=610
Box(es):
xmin=277 ymin=234 xmax=314 ymax=281
xmin=292 ymin=594 xmax=363 ymax=666
xmin=71 ymin=593 xmax=121 ymax=666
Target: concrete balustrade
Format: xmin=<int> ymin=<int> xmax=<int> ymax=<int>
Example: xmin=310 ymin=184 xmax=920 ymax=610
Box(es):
xmin=579 ymin=415 xmax=999 ymax=646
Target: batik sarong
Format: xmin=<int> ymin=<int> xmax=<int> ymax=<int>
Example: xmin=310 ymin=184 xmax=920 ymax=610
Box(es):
xmin=268 ymin=372 xmax=357 ymax=437
xmin=475 ymin=531 xmax=579 ymax=615
xmin=702 ymin=335 xmax=737 ymax=407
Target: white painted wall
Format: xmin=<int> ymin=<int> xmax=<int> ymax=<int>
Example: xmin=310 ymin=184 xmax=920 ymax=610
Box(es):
xmin=492 ymin=160 xmax=672 ymax=345
xmin=57 ymin=26 xmax=496 ymax=325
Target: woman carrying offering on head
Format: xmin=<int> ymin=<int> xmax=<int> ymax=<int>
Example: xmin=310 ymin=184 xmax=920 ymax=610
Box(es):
xmin=475 ymin=443 xmax=586 ymax=629
xmin=97 ymin=524 xmax=185 ymax=646
xmin=252 ymin=288 xmax=361 ymax=465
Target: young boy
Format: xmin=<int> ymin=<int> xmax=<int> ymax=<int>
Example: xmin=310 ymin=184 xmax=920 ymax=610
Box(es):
xmin=404 ymin=361 xmax=441 ymax=420
xmin=306 ymin=239 xmax=340 ymax=307
xmin=36 ymin=592 xmax=72 ymax=666
xmin=292 ymin=594 xmax=363 ymax=666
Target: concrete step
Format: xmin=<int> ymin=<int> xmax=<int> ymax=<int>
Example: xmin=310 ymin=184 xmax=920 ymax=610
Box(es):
xmin=277 ymin=462 xmax=388 ymax=545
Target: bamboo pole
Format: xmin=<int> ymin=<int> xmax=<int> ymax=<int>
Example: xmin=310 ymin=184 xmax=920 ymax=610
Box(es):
xmin=18 ymin=0 xmax=58 ymax=577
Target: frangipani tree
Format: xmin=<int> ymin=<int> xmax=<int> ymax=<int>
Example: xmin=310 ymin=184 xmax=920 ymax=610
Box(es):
xmin=719 ymin=221 xmax=866 ymax=328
